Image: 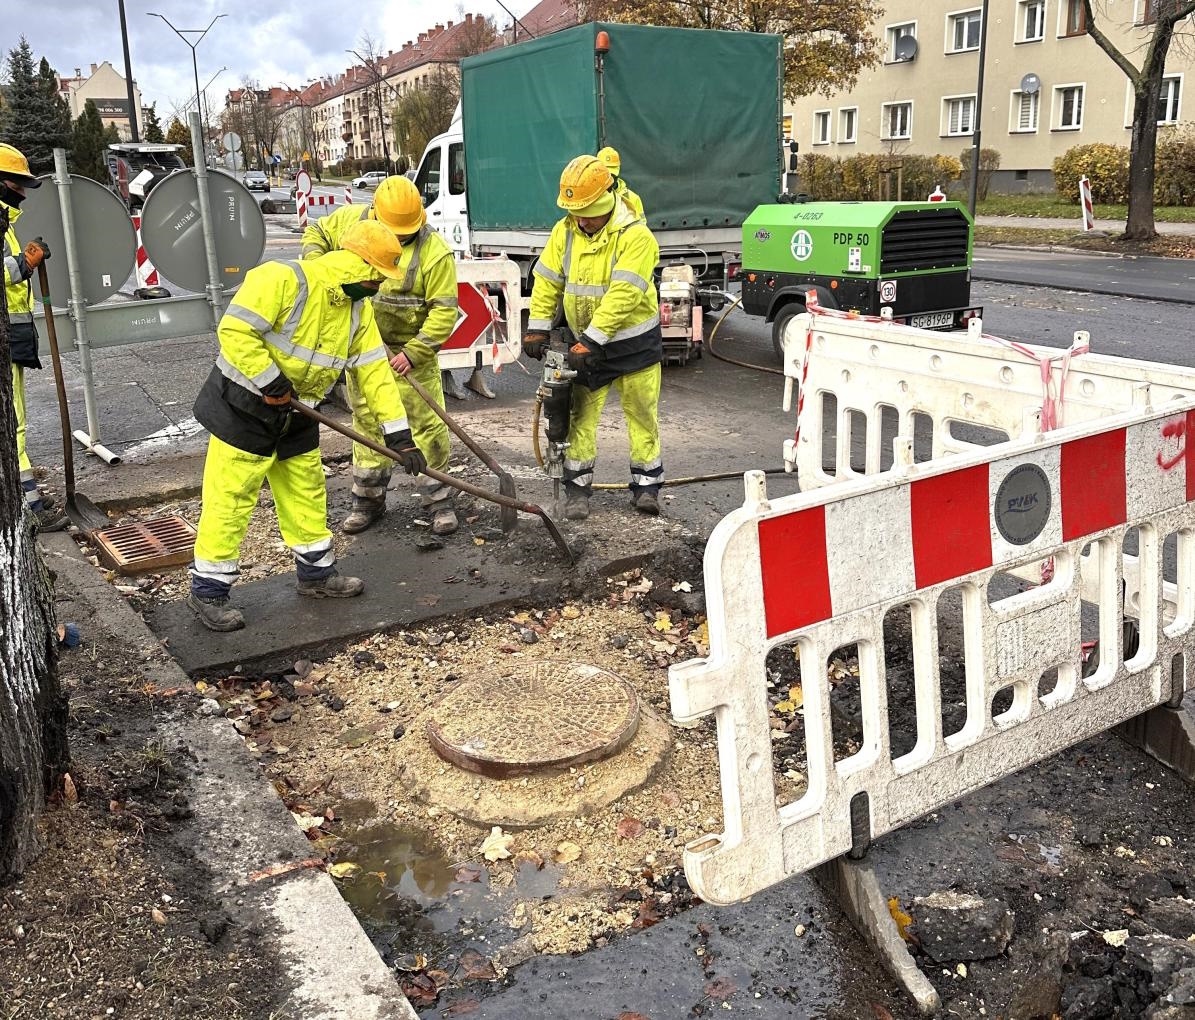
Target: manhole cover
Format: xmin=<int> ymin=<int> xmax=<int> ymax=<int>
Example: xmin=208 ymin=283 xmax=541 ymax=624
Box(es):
xmin=426 ymin=662 xmax=640 ymax=778
xmin=93 ymin=516 xmax=196 ymax=575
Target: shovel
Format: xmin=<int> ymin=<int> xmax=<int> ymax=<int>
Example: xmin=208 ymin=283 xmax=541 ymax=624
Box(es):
xmin=36 ymin=265 xmax=109 ymax=534
xmin=402 ymin=371 xmax=519 ymax=534
xmin=288 ymin=399 xmax=574 ymax=564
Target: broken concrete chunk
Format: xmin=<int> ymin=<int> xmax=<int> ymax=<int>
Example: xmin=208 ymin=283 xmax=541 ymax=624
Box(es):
xmin=911 ymin=890 xmax=1014 ymax=963
xmin=1143 ymin=898 xmax=1195 ymax=942
xmin=1007 ymin=931 xmax=1069 ymax=1020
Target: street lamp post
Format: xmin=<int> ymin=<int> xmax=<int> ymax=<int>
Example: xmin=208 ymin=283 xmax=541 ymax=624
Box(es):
xmin=967 ymin=0 xmax=991 ymax=217
xmin=117 ymin=0 xmax=140 ymax=141
xmin=148 ymin=12 xmax=225 ymax=161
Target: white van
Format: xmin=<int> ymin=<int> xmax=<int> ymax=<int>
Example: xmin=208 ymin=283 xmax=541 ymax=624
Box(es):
xmin=415 ymin=105 xmax=469 ymax=257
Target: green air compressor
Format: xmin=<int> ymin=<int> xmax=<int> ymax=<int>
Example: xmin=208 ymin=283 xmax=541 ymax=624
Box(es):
xmin=740 ymin=201 xmax=983 ymax=358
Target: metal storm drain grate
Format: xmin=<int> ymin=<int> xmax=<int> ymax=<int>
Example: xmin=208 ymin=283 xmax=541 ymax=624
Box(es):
xmin=93 ymin=516 xmax=196 ymax=575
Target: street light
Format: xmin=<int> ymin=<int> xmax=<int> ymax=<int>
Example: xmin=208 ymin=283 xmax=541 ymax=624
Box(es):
xmin=967 ymin=0 xmax=991 ymax=217
xmin=148 ymin=12 xmax=226 ymax=160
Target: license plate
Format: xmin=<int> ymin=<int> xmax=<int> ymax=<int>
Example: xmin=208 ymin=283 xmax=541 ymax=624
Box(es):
xmin=908 ymin=311 xmax=955 ymax=329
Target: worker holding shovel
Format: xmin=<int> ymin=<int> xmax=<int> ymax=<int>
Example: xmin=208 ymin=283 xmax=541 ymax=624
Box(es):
xmin=187 ymin=219 xmax=424 ymax=633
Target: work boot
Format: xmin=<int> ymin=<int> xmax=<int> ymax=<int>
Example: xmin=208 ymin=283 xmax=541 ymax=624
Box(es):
xmin=39 ymin=491 xmax=56 ymax=510
xmin=297 ymin=572 xmax=365 ymax=598
xmin=564 ymin=489 xmax=590 ymax=521
xmin=187 ymin=593 xmax=245 ymax=632
xmin=33 ymin=505 xmax=69 ymax=532
xmin=631 ymin=490 xmax=660 ymax=516
xmin=342 ymin=497 xmax=385 ymax=534
xmin=431 ymin=508 xmax=459 ymax=535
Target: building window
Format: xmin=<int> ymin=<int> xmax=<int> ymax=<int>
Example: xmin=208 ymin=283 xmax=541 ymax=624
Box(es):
xmin=1062 ymin=0 xmax=1086 ymax=35
xmin=1018 ymin=0 xmax=1045 ymax=41
xmin=782 ymin=114 xmax=793 ymax=141
xmin=1054 ymin=84 xmax=1084 ymax=129
xmin=813 ymin=110 xmax=831 ymax=144
xmin=948 ymin=9 xmax=982 ymax=52
xmin=1015 ymin=169 xmax=1030 ymax=181
xmin=1159 ymin=75 xmax=1182 ymax=123
xmin=1143 ymin=0 xmax=1158 ymax=24
xmin=886 ymin=22 xmax=917 ymax=61
xmin=882 ymin=101 xmax=913 ymax=140
xmin=839 ymin=107 xmax=858 ymax=143
xmin=1011 ymin=90 xmax=1040 ymax=131
xmin=944 ymin=95 xmax=976 ymax=135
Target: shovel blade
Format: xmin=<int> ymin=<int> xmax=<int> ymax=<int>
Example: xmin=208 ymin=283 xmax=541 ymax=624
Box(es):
xmin=498 ymin=474 xmax=519 ymax=533
xmin=67 ymin=493 xmax=110 ymax=534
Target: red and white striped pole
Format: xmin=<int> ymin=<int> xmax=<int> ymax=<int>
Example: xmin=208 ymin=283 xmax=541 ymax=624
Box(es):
xmin=344 ymin=183 xmax=352 ymax=205
xmin=1079 ymin=175 xmax=1095 ymax=232
xmin=131 ymin=215 xmax=159 ymax=288
xmin=296 ymin=189 xmax=308 ymax=231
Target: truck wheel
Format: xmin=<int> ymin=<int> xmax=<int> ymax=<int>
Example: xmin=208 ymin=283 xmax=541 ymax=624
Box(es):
xmin=771 ymin=304 xmax=804 ymax=363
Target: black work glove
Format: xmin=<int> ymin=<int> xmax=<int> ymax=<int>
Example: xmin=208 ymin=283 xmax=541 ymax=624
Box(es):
xmin=385 ymin=428 xmax=426 ymax=476
xmin=523 ymin=331 xmax=549 ymax=361
xmin=567 ymin=337 xmax=601 ymax=372
xmin=260 ymin=374 xmax=296 ymax=407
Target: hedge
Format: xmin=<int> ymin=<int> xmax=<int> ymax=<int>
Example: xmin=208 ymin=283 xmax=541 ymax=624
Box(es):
xmin=1053 ymin=128 xmax=1195 ymax=205
xmin=796 ymin=152 xmax=964 ymax=201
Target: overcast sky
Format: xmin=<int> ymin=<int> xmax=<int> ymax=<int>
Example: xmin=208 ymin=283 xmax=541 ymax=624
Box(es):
xmin=16 ymin=0 xmax=526 ymax=119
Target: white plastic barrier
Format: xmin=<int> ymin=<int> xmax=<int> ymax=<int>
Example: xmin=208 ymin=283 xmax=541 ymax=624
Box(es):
xmin=780 ymin=307 xmax=1195 ymax=488
xmin=437 ymin=256 xmax=524 ymax=373
xmin=670 ymin=402 xmax=1195 ymax=906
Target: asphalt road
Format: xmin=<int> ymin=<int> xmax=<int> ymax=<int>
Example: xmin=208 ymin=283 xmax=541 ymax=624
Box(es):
xmin=973 ymin=246 xmax=1195 ymax=304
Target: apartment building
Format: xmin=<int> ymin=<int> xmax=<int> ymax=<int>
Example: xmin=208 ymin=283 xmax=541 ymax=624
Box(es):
xmin=786 ymin=0 xmax=1194 ymax=191
xmin=57 ymin=61 xmax=143 ymax=141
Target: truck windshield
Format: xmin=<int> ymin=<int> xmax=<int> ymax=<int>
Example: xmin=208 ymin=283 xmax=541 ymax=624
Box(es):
xmin=416 ymin=148 xmax=441 ymax=205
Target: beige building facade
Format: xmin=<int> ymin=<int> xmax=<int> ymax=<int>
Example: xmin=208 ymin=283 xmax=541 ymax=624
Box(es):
xmin=57 ymin=61 xmax=143 ymax=141
xmin=787 ymin=0 xmax=1194 ymax=191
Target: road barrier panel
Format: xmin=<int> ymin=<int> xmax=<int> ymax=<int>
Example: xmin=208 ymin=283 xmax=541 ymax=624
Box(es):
xmin=436 ymin=257 xmax=525 ymax=374
xmin=671 ymin=401 xmax=1195 ymax=913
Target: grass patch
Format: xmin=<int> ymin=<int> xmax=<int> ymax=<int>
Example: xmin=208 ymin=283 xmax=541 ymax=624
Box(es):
xmin=976 ymin=193 xmax=1195 ymax=223
xmin=975 ymin=224 xmax=1195 ymax=258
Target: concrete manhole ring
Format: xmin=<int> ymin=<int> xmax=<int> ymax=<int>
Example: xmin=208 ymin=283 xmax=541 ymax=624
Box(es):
xmin=426 ymin=661 xmax=640 ymax=778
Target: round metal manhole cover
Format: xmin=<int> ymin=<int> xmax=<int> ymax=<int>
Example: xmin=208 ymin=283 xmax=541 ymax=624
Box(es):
xmin=426 ymin=662 xmax=640 ymax=778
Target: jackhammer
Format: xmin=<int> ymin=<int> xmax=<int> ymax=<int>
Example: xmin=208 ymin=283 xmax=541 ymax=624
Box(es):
xmin=534 ymin=345 xmax=577 ymax=505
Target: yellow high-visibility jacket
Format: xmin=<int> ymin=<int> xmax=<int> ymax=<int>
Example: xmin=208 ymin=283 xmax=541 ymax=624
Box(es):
xmin=528 ymin=197 xmax=660 ymax=386
xmin=194 ymin=251 xmax=408 ymax=457
xmin=371 ymin=226 xmax=457 ymax=368
xmin=4 ymin=200 xmax=41 ymax=368
xmin=300 ymin=203 xmax=371 ymax=260
xmin=614 ymin=178 xmax=645 ymax=220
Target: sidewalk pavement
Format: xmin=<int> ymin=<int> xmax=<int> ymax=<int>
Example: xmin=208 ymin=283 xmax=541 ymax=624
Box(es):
xmin=976 ymin=214 xmax=1195 ymax=235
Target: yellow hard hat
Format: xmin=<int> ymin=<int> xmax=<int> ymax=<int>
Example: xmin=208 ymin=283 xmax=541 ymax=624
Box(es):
xmin=597 ymin=146 xmax=621 ymax=176
xmin=372 ymin=175 xmax=425 ymax=235
xmin=557 ymin=155 xmax=613 ymax=212
xmin=0 ymin=143 xmax=41 ymax=188
xmin=340 ymin=219 xmax=405 ymax=279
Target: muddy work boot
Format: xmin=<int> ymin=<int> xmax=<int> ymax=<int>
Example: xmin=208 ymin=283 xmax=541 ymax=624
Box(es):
xmin=563 ymin=489 xmax=590 ymax=521
xmin=631 ymin=490 xmax=660 ymax=516
xmin=342 ymin=497 xmax=385 ymax=535
xmin=33 ymin=505 xmax=69 ymax=532
xmin=431 ymin=507 xmax=459 ymax=536
xmin=297 ymin=572 xmax=365 ymax=598
xmin=187 ymin=593 xmax=245 ymax=632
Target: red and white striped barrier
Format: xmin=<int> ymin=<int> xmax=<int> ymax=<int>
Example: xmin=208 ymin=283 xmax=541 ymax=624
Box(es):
xmin=131 ymin=215 xmax=159 ymax=288
xmin=344 ymin=184 xmax=353 ymax=205
xmin=670 ymin=398 xmax=1195 ymax=907
xmin=1079 ymin=174 xmax=1095 ymax=232
xmin=296 ymin=189 xmax=308 ymax=231
xmin=437 ymin=257 xmax=525 ymax=373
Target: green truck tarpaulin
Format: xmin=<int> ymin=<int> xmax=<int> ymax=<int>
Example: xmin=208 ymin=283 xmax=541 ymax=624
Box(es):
xmin=460 ymin=22 xmax=783 ymax=232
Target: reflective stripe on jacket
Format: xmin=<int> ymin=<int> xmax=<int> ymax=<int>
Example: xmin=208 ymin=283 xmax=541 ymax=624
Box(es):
xmin=4 ymin=200 xmax=41 ymax=369
xmin=299 ymin=203 xmax=371 ymax=260
xmin=372 ymin=226 xmax=457 ymax=369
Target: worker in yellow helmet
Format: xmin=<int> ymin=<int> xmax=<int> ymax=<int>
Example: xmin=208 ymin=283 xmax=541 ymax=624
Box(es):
xmin=524 ymin=155 xmax=663 ymax=520
xmin=188 ymin=219 xmax=424 ymax=632
xmin=301 ymin=176 xmax=460 ymax=536
xmin=1 ymin=142 xmax=65 ymax=530
xmin=597 ymin=146 xmax=644 ymax=220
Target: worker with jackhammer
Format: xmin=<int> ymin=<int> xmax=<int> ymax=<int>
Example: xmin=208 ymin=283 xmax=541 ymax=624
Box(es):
xmin=597 ymin=146 xmax=644 ymax=220
xmin=187 ymin=220 xmax=425 ymax=632
xmin=300 ymin=176 xmax=460 ymax=536
xmin=524 ymin=154 xmax=663 ymax=520
xmin=1 ymin=142 xmax=66 ymax=531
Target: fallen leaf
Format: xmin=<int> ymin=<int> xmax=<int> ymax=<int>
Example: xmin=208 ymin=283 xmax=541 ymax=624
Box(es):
xmin=653 ymin=611 xmax=673 ymax=632
xmin=869 ymin=1005 xmax=895 ymax=1020
xmin=151 ymin=908 xmax=168 ymax=925
xmin=616 ymin=817 xmax=645 ymax=840
xmin=515 ymin=850 xmax=545 ymax=870
xmin=400 ymin=973 xmax=439 ymax=1007
xmin=704 ymin=977 xmax=736 ymax=1000
xmin=248 ymin=858 xmax=326 ymax=882
xmin=480 ymin=826 xmax=514 ymax=862
xmin=443 ymin=1000 xmax=481 ymax=1017
xmin=633 ymin=898 xmax=661 ymax=929
xmin=427 ymin=969 xmax=452 ymax=988
xmin=62 ymin=773 xmax=78 ymax=804
xmin=329 ymin=862 xmax=361 ymax=880
xmin=473 ymin=537 xmax=486 ymax=546
xmin=460 ymin=948 xmax=498 ymax=981
xmin=1104 ymin=929 xmax=1129 ymax=948
xmin=291 ymin=812 xmax=325 ymax=832
xmin=887 ymin=897 xmax=913 ymax=941
xmin=395 ymin=953 xmax=429 ymax=972
xmin=293 ymin=659 xmax=313 ymax=678
xmin=672 ymin=581 xmax=693 ymax=593
xmin=618 ymin=1014 xmax=652 ymax=1020
xmin=554 ymin=841 xmax=582 ymax=864
xmin=773 ymin=699 xmax=797 ymax=714
xmin=454 ymin=864 xmax=483 ymax=883
xmin=561 ymin=605 xmax=581 ymax=620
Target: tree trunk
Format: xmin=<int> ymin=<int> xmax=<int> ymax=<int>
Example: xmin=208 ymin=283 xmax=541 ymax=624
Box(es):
xmin=1125 ymin=81 xmax=1163 ymax=240
xmin=0 ymin=227 xmax=69 ymax=881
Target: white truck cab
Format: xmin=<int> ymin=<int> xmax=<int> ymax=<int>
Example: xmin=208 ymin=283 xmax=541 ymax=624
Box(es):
xmin=414 ymin=104 xmax=469 ymax=257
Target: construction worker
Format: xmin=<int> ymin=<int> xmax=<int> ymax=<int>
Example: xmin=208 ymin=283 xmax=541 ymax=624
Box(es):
xmin=300 ymin=176 xmax=460 ymax=536
xmin=524 ymin=154 xmax=662 ymax=520
xmin=597 ymin=146 xmax=644 ymax=220
xmin=187 ymin=219 xmax=425 ymax=632
xmin=1 ymin=142 xmax=65 ymax=530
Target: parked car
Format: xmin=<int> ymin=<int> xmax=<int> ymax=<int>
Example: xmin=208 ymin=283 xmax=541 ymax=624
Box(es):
xmin=353 ymin=170 xmax=388 ymax=189
xmin=244 ymin=170 xmax=271 ymax=192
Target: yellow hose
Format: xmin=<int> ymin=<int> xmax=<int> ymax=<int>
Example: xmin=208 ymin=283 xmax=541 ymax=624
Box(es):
xmin=704 ymin=296 xmax=785 ymax=377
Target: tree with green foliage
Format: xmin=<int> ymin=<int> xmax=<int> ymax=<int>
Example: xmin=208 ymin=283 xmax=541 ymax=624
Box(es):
xmin=165 ymin=116 xmax=193 ymax=166
xmin=71 ymin=100 xmax=107 ymax=181
xmin=143 ymin=102 xmax=165 ymax=143
xmin=1 ymin=39 xmax=72 ymax=172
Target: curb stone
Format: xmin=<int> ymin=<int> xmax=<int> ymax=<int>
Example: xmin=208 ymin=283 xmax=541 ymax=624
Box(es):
xmin=41 ymin=531 xmax=417 ymax=1020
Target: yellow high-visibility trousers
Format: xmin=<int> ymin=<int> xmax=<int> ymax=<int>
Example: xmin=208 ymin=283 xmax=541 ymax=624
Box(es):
xmin=563 ymin=362 xmax=663 ymax=496
xmin=190 ymin=435 xmax=334 ymax=596
xmin=12 ymin=364 xmax=39 ymax=507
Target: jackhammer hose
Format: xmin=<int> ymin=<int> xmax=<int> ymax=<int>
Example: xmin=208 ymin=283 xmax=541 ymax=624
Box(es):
xmin=704 ymin=296 xmax=785 ymax=377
